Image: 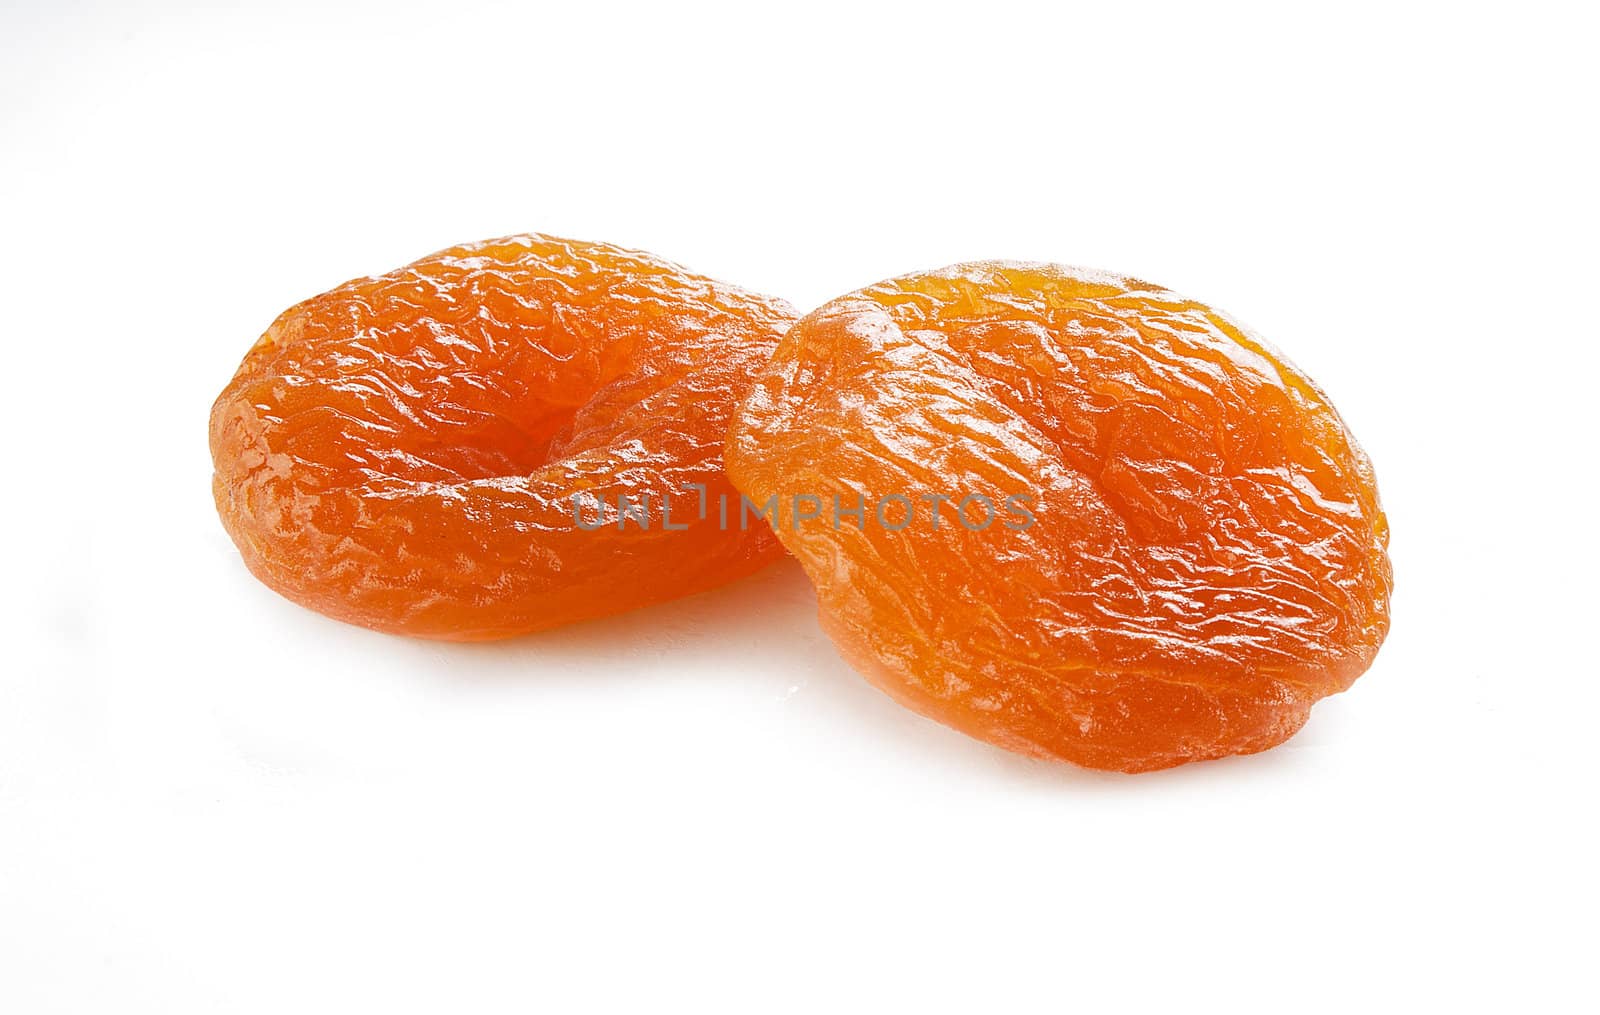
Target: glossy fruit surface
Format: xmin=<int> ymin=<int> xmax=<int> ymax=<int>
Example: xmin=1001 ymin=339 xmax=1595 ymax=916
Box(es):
xmin=727 ymin=262 xmax=1392 ymax=772
xmin=211 ymin=234 xmax=795 ymax=640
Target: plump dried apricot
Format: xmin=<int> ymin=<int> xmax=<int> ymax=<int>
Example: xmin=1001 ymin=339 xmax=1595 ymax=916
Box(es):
xmin=727 ymin=262 xmax=1392 ymax=772
xmin=211 ymin=234 xmax=796 ymax=640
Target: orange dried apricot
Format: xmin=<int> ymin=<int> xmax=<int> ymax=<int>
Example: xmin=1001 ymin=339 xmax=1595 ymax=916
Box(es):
xmin=727 ymin=262 xmax=1392 ymax=772
xmin=211 ymin=234 xmax=795 ymax=640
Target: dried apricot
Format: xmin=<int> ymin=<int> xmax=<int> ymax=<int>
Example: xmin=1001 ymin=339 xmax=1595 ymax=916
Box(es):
xmin=727 ymin=262 xmax=1392 ymax=772
xmin=211 ymin=234 xmax=795 ymax=640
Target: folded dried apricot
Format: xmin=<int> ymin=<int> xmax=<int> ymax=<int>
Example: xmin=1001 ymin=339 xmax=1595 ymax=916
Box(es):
xmin=211 ymin=234 xmax=795 ymax=640
xmin=727 ymin=262 xmax=1392 ymax=772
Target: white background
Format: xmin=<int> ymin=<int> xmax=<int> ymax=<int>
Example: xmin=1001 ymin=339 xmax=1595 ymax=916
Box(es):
xmin=4 ymin=1 xmax=1596 ymax=1011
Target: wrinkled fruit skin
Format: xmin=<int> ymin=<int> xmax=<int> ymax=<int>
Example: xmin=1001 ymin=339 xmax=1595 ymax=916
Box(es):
xmin=727 ymin=262 xmax=1392 ymax=772
xmin=211 ymin=234 xmax=796 ymax=640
